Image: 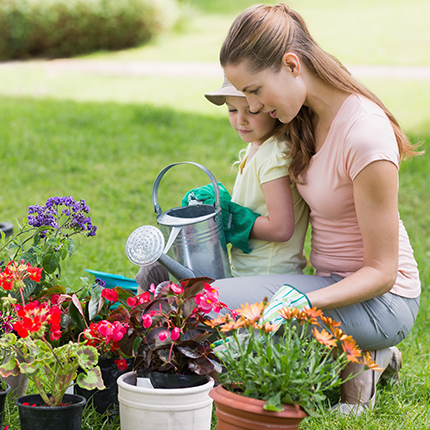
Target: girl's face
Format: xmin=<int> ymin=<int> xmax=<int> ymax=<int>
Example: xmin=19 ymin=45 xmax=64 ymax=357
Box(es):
xmin=224 ymin=56 xmax=307 ymax=125
xmin=226 ymin=96 xmax=277 ymax=145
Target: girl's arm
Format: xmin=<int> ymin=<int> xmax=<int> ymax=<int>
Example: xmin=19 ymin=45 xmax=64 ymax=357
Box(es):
xmin=249 ymin=175 xmax=295 ymax=242
xmin=307 ymin=160 xmax=399 ymax=310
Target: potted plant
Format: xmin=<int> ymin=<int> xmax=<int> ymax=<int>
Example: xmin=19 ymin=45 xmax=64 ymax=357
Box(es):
xmin=113 ymin=278 xmax=224 ymax=430
xmin=70 ymin=278 xmax=133 ymax=414
xmin=0 ymin=196 xmax=104 ymax=430
xmin=208 ymin=303 xmax=380 ymax=430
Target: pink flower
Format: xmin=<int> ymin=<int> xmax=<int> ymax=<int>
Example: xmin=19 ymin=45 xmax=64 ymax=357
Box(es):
xmin=171 ymin=327 xmax=181 ymax=341
xmin=142 ymin=314 xmax=152 ymax=328
xmin=112 ymin=321 xmax=127 ymax=342
xmin=138 ymin=292 xmax=151 ymax=304
xmin=149 ymin=283 xmax=156 ymax=293
xmin=195 ymin=293 xmax=214 ymax=313
xmin=126 ymin=296 xmax=137 ymax=307
xmin=158 ymin=330 xmax=169 ymax=342
xmin=114 ymin=358 xmax=128 ymax=371
xmin=101 ymin=288 xmax=118 ymax=302
xmin=170 ymin=283 xmax=183 ymax=295
xmin=97 ymin=320 xmax=114 ymax=341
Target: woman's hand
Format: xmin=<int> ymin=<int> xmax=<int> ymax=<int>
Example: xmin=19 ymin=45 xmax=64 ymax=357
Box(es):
xmin=250 ymin=176 xmax=295 ymax=242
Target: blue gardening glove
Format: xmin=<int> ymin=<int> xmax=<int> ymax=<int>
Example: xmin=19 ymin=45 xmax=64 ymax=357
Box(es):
xmin=182 ymin=184 xmax=260 ymax=254
xmin=262 ymin=284 xmax=311 ymax=327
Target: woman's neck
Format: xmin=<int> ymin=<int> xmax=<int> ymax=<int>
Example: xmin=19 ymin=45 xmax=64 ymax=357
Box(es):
xmin=305 ymin=79 xmax=350 ymax=152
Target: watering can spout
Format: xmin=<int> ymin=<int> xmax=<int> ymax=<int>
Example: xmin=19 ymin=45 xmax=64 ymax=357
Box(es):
xmin=158 ymin=253 xmax=195 ymax=281
xmin=125 ymin=225 xmax=197 ymax=281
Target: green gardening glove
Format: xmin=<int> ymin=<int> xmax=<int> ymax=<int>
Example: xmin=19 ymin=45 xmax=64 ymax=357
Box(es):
xmin=181 ymin=184 xmax=260 ymax=254
xmin=220 ymin=200 xmax=259 ymax=254
xmin=262 ymin=284 xmax=311 ymax=327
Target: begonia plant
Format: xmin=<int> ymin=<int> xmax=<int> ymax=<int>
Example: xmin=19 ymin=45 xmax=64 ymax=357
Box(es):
xmin=112 ymin=278 xmax=224 ymax=386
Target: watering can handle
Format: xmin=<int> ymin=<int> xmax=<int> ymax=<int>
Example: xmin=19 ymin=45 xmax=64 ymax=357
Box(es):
xmin=152 ymin=162 xmax=221 ymax=215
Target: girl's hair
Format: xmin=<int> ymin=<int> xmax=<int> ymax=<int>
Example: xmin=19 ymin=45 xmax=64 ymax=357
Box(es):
xmin=220 ymin=3 xmax=420 ymax=182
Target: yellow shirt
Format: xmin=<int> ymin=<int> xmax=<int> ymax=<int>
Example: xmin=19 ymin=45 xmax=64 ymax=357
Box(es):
xmin=230 ymin=137 xmax=309 ymax=277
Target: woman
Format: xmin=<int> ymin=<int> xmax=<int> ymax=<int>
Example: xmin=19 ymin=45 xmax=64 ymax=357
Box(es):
xmin=212 ymin=3 xmax=421 ymax=415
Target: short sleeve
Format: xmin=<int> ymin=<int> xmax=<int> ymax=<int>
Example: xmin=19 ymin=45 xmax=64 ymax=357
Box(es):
xmin=344 ymin=113 xmax=399 ymax=180
xmin=257 ymin=139 xmax=291 ymax=185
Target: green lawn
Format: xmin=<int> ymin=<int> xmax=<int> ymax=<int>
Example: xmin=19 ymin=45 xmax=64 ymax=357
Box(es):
xmin=0 ymin=0 xmax=429 ymax=429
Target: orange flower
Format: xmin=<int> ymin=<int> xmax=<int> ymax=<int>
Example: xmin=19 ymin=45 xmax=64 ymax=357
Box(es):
xmin=278 ymin=307 xmax=300 ymax=321
xmin=204 ymin=314 xmax=227 ymax=329
xmin=257 ymin=322 xmax=278 ymax=334
xmin=320 ymin=315 xmax=342 ymax=329
xmin=342 ymin=339 xmax=362 ymax=363
xmin=361 ymin=351 xmax=384 ymax=371
xmin=220 ymin=318 xmax=246 ymax=333
xmin=331 ymin=327 xmax=353 ymax=342
xmin=299 ymin=307 xmax=323 ymax=325
xmin=312 ymin=328 xmax=338 ymax=348
xmin=236 ymin=302 xmax=265 ymax=323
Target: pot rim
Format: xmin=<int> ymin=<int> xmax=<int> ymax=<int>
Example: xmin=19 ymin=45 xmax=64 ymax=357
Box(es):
xmin=117 ymin=371 xmax=214 ymax=396
xmin=15 ymin=393 xmax=87 ymax=410
xmin=209 ymin=384 xmax=308 ymax=419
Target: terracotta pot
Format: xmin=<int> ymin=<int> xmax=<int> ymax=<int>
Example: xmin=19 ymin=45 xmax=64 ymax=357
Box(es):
xmin=209 ymin=384 xmax=307 ymax=430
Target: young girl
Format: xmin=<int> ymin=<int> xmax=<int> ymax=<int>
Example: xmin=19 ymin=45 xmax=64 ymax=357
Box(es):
xmin=204 ymin=76 xmax=309 ymax=277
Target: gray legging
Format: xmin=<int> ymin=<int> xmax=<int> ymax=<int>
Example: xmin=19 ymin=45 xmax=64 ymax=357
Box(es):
xmin=212 ymin=273 xmax=420 ymax=351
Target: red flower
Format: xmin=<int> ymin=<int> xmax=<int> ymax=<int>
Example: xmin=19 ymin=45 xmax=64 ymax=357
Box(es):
xmin=101 ymin=288 xmax=118 ymax=302
xmin=50 ymin=294 xmax=60 ymax=305
xmin=26 ymin=264 xmax=42 ymax=282
xmin=114 ymin=358 xmax=128 ymax=371
xmin=138 ymin=292 xmax=151 ymax=305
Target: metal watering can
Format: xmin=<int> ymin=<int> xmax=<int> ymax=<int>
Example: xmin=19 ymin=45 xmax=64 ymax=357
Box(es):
xmin=126 ymin=162 xmax=232 ymax=280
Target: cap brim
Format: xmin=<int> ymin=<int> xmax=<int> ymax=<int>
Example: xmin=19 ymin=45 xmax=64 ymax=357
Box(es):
xmin=204 ymin=85 xmax=245 ymax=106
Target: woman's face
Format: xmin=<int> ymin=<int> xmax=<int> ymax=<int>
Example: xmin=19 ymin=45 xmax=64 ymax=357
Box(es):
xmin=224 ymin=58 xmax=307 ymax=125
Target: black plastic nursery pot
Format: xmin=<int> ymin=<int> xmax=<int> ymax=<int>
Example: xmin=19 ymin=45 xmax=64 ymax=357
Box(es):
xmin=0 ymin=222 xmax=13 ymax=237
xmin=0 ymin=383 xmax=11 ymax=429
xmin=16 ymin=394 xmax=86 ymax=430
xmin=74 ymin=357 xmax=132 ymax=415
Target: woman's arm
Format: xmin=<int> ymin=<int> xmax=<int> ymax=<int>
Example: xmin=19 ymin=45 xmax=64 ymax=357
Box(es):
xmin=249 ymin=175 xmax=295 ymax=242
xmin=307 ymin=160 xmax=399 ymax=310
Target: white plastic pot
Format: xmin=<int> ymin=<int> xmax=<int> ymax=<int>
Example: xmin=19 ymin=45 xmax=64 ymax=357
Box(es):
xmin=117 ymin=371 xmax=214 ymax=430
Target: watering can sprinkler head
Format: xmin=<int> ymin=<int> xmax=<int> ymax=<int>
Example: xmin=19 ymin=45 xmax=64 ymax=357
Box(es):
xmin=125 ymin=225 xmax=195 ymax=281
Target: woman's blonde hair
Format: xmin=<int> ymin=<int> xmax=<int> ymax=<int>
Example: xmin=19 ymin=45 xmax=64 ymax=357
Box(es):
xmin=220 ymin=3 xmax=420 ymax=182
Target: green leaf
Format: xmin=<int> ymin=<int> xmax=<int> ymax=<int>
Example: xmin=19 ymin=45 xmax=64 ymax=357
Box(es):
xmin=66 ymin=238 xmax=75 ymax=257
xmin=0 ymin=358 xmax=20 ymax=378
xmin=76 ymin=367 xmax=106 ymax=391
xmin=68 ymin=300 xmax=86 ymax=332
xmin=88 ymin=285 xmax=103 ymax=320
xmin=76 ymin=345 xmax=99 ymax=369
xmin=42 ymin=247 xmax=61 ymax=274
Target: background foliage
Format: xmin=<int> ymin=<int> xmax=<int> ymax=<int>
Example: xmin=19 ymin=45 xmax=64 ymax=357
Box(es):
xmin=0 ymin=0 xmax=179 ymax=59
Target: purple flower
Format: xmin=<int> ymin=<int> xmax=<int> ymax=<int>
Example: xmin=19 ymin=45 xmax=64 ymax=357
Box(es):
xmin=27 ymin=196 xmax=97 ymax=237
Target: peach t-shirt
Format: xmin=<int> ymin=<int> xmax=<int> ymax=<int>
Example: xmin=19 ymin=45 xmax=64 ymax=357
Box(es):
xmin=297 ymin=94 xmax=420 ymax=298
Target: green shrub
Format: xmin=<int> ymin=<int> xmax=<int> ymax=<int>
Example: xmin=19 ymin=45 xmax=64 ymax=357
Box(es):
xmin=0 ymin=0 xmax=179 ymax=59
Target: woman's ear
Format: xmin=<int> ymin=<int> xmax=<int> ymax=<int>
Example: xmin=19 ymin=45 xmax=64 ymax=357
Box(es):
xmin=282 ymin=52 xmax=300 ymax=77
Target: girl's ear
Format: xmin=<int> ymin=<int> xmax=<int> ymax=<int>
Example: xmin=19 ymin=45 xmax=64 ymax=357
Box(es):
xmin=282 ymin=52 xmax=300 ymax=77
